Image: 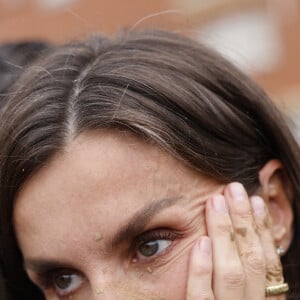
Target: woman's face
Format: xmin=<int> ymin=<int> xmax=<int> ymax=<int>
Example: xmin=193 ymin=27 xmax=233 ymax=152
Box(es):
xmin=14 ymin=131 xmax=223 ymax=299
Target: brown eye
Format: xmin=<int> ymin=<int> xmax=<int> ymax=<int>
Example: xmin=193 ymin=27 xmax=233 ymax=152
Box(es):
xmin=138 ymin=240 xmax=172 ymax=258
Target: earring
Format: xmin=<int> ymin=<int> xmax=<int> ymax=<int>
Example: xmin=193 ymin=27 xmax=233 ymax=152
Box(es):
xmin=276 ymin=245 xmax=284 ymax=256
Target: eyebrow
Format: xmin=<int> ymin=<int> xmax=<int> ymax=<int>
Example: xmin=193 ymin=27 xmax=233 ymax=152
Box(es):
xmin=24 ymin=196 xmax=183 ymax=272
xmin=24 ymin=260 xmax=73 ymax=273
xmin=110 ymin=196 xmax=182 ymax=248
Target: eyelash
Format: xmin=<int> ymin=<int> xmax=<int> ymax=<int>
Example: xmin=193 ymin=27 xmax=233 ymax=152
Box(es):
xmin=131 ymin=228 xmax=181 ymax=262
xmin=34 ymin=228 xmax=181 ymax=295
xmin=36 ymin=268 xmax=80 ymax=291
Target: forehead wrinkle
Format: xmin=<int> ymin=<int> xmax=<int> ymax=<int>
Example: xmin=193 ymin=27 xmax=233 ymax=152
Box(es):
xmin=109 ymin=196 xmax=182 ymax=250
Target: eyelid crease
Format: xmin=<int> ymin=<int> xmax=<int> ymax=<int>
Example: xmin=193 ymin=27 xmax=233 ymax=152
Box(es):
xmin=110 ymin=196 xmax=183 ymax=250
xmin=32 ymin=267 xmax=83 ymax=290
xmin=130 ymin=228 xmax=183 ymax=263
xmin=134 ymin=228 xmax=181 ymax=245
xmin=25 ymin=259 xmax=77 ymax=274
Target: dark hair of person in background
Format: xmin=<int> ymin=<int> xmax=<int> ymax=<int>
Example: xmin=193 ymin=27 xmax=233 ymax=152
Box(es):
xmin=0 ymin=30 xmax=299 ymax=299
xmin=0 ymin=41 xmax=50 ymax=110
xmin=0 ymin=40 xmax=50 ymax=300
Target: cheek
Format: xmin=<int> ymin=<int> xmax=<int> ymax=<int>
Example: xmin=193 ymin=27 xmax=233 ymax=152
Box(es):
xmin=131 ymin=243 xmax=192 ymax=299
xmin=158 ymin=253 xmax=190 ymax=299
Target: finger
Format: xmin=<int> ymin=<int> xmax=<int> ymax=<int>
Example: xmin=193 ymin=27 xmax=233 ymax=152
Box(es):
xmin=206 ymin=194 xmax=245 ymax=299
xmin=224 ymin=183 xmax=266 ymax=300
xmin=250 ymin=196 xmax=285 ymax=300
xmin=186 ymin=236 xmax=214 ymax=300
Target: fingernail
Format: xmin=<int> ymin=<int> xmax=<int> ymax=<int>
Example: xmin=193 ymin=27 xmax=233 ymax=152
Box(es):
xmin=251 ymin=196 xmax=265 ymax=215
xmin=229 ymin=182 xmax=246 ymax=201
xmin=212 ymin=194 xmax=227 ymax=213
xmin=198 ymin=236 xmax=211 ymax=256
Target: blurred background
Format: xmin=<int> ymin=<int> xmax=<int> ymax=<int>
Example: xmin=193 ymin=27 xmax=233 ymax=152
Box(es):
xmin=0 ymin=0 xmax=300 ymax=133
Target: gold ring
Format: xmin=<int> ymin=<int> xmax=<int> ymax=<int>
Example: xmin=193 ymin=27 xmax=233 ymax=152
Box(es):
xmin=265 ymin=283 xmax=289 ymax=296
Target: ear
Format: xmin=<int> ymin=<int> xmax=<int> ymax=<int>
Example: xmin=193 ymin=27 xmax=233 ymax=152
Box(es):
xmin=258 ymin=159 xmax=294 ymax=254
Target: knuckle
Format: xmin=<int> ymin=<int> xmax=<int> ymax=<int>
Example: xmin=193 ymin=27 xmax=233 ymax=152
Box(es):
xmin=223 ymin=272 xmax=245 ymax=289
xmin=215 ymin=224 xmax=232 ymax=235
xmin=198 ymin=292 xmax=214 ymax=300
xmin=246 ymin=253 xmax=265 ymax=275
xmin=187 ymin=290 xmax=213 ymax=300
xmin=190 ymin=253 xmax=212 ymax=278
xmin=255 ymin=220 xmax=265 ymax=232
xmin=192 ymin=263 xmax=211 ymax=277
xmin=266 ymin=258 xmax=283 ymax=282
xmin=222 ymin=266 xmax=245 ymax=289
xmin=235 ymin=209 xmax=252 ymax=220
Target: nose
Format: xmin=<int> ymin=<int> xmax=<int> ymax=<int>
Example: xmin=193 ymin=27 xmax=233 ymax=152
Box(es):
xmin=92 ymin=289 xmax=121 ymax=300
xmin=91 ymin=286 xmax=145 ymax=300
xmin=89 ymin=268 xmax=137 ymax=299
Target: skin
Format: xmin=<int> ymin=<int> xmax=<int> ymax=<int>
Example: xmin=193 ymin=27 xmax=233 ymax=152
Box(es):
xmin=14 ymin=130 xmax=287 ymax=299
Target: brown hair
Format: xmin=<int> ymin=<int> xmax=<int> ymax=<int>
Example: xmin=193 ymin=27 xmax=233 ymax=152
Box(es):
xmin=0 ymin=41 xmax=51 ymax=110
xmin=1 ymin=29 xmax=300 ymax=299
xmin=0 ymin=40 xmax=51 ymax=299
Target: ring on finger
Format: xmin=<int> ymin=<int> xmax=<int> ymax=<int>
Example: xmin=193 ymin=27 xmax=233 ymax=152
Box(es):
xmin=265 ymin=282 xmax=289 ymax=296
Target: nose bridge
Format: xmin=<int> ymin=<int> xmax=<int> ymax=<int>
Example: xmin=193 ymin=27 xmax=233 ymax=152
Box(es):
xmin=92 ymin=289 xmax=125 ymax=300
xmin=89 ymin=267 xmax=155 ymax=300
xmin=89 ymin=266 xmax=128 ymax=300
xmin=92 ymin=285 xmax=133 ymax=300
xmin=92 ymin=287 xmax=152 ymax=300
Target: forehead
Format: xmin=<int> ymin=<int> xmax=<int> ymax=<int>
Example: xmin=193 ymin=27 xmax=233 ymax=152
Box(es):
xmin=13 ymin=130 xmax=213 ymax=256
xmin=15 ymin=130 xmax=201 ymax=207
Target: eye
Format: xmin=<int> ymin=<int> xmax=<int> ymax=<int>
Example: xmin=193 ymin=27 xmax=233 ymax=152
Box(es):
xmin=137 ymin=240 xmax=172 ymax=259
xmin=51 ymin=272 xmax=84 ymax=297
xmin=36 ymin=270 xmax=85 ymax=297
xmin=133 ymin=229 xmax=180 ymax=261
